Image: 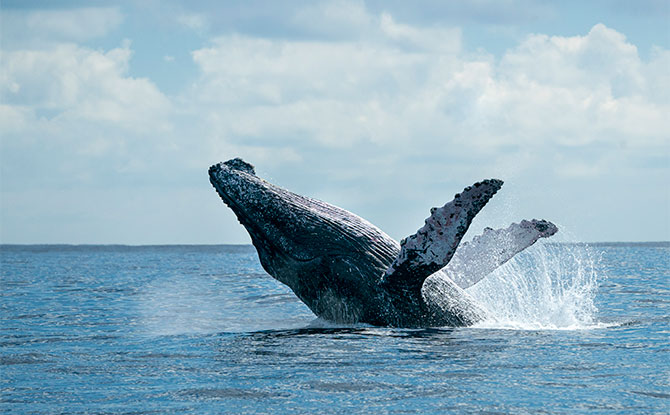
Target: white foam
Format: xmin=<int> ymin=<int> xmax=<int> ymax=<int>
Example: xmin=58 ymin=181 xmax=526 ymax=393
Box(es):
xmin=466 ymin=242 xmax=603 ymax=331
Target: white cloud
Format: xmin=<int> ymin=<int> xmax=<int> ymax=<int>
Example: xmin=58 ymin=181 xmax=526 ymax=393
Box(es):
xmin=0 ymin=104 xmax=31 ymax=134
xmin=1 ymin=7 xmax=123 ymax=46
xmin=188 ymin=17 xmax=668 ymax=167
xmin=180 ymin=8 xmax=668 ymax=244
xmin=499 ymin=24 xmax=643 ymax=94
xmin=187 ymin=7 xmax=466 ymax=157
xmin=176 ymin=12 xmax=209 ymax=34
xmin=1 ymin=42 xmax=171 ymax=132
xmin=379 ymin=12 xmax=461 ymax=53
xmin=0 ymin=36 xmax=175 ymax=205
xmin=489 ymin=24 xmax=669 ymax=149
xmin=292 ymin=0 xmax=374 ymax=38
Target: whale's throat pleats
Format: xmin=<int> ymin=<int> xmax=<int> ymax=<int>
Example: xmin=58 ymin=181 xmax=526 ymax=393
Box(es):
xmin=271 ymin=184 xmax=400 ymax=269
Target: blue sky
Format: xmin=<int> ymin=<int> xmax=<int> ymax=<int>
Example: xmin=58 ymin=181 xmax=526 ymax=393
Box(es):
xmin=1 ymin=0 xmax=669 ymax=244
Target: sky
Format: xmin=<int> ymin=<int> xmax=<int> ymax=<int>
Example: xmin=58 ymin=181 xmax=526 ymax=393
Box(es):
xmin=1 ymin=0 xmax=669 ymax=244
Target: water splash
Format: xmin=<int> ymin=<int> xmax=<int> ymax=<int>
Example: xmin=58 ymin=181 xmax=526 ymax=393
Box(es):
xmin=136 ymin=273 xmax=314 ymax=336
xmin=134 ymin=242 xmax=603 ymax=334
xmin=466 ymin=243 xmax=603 ymax=330
xmin=136 ymin=275 xmax=232 ymax=336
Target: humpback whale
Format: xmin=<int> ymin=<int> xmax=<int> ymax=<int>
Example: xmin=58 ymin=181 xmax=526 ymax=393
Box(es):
xmin=209 ymin=158 xmax=557 ymax=328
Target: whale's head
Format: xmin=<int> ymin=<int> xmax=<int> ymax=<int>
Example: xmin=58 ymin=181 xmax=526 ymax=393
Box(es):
xmin=209 ymin=158 xmax=398 ymax=321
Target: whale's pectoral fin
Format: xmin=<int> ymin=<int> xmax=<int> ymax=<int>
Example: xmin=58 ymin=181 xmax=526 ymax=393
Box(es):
xmin=381 ymin=179 xmax=503 ymax=298
xmin=444 ymin=219 xmax=558 ymax=289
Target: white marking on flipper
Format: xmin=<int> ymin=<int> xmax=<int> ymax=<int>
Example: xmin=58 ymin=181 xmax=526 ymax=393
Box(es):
xmin=445 ymin=219 xmax=558 ymax=289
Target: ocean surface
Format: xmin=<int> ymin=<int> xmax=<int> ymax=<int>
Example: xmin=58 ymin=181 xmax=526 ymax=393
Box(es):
xmin=1 ymin=243 xmax=668 ymax=414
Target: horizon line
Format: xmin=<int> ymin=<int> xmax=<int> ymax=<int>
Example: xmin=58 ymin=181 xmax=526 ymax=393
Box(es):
xmin=1 ymin=241 xmax=669 ymax=247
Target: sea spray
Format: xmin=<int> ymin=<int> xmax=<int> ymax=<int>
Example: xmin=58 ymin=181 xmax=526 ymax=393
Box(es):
xmin=134 ymin=242 xmax=602 ymax=333
xmin=467 ymin=243 xmax=601 ymax=330
xmin=136 ymin=272 xmax=313 ymax=335
xmin=136 ymin=274 xmax=231 ymax=335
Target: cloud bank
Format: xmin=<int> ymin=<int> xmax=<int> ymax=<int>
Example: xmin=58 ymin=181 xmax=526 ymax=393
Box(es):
xmin=1 ymin=2 xmax=668 ymax=243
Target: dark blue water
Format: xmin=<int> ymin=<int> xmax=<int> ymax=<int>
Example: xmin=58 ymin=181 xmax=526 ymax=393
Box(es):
xmin=1 ymin=243 xmax=668 ymax=414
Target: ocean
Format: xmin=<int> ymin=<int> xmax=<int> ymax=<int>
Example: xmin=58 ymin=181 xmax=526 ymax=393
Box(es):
xmin=1 ymin=243 xmax=668 ymax=414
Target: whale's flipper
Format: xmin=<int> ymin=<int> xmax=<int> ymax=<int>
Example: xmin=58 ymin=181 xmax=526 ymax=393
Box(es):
xmin=443 ymin=219 xmax=559 ymax=289
xmin=381 ymin=179 xmax=503 ymax=298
